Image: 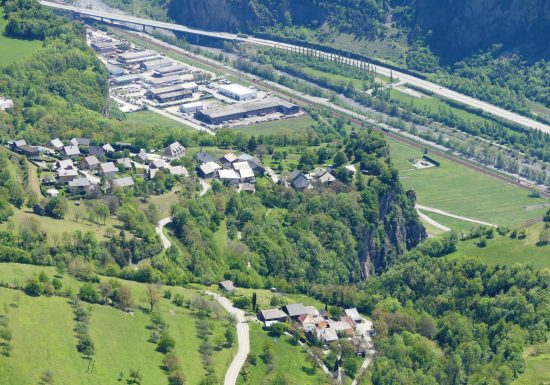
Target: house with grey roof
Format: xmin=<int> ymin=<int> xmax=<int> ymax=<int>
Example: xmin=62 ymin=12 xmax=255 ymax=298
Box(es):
xmin=62 ymin=145 xmax=80 ymax=158
xmin=218 ymin=280 xmax=236 ymax=293
xmin=70 ymin=138 xmax=91 ymax=147
xmin=116 ymin=158 xmax=133 ymax=169
xmin=88 ymin=145 xmax=105 ymax=157
xmin=194 ymin=152 xmax=218 ymax=164
xmin=57 ymin=168 xmax=79 ymax=182
xmin=48 ymin=138 xmax=64 ymax=151
xmin=282 ymin=303 xmax=308 ymax=319
xmin=81 ymin=156 xmax=100 ymax=170
xmin=102 ymin=143 xmax=115 ymax=153
xmin=258 ymin=309 xmax=288 ymax=327
xmin=137 ymin=150 xmax=149 ymax=162
xmin=163 ymin=141 xmax=186 ymax=159
xmin=197 ymin=162 xmax=221 ymax=179
xmin=110 ymin=176 xmax=134 ymax=189
xmin=68 ymin=178 xmax=91 ymax=193
xmin=99 ymin=162 xmax=117 ymax=179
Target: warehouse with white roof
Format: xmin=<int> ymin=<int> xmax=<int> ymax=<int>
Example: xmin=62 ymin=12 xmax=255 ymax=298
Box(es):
xmin=219 ymin=83 xmax=257 ymax=101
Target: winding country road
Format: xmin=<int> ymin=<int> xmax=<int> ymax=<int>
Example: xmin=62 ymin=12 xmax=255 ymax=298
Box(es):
xmin=206 ymin=291 xmax=249 ymax=385
xmin=156 ymin=217 xmax=249 ymax=385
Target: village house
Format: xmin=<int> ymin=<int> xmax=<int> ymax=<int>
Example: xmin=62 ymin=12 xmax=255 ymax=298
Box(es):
xmin=68 ymin=178 xmax=92 ymax=193
xmin=110 ymin=176 xmax=135 ymax=189
xmin=197 ymin=162 xmax=221 ymax=179
xmin=88 ymin=145 xmax=105 ymax=158
xmin=163 ymin=141 xmax=186 ymax=159
xmin=344 ymin=308 xmax=362 ymax=324
xmin=258 ymin=309 xmax=288 ymax=328
xmin=62 ymin=145 xmax=80 ymax=158
xmin=56 ymin=159 xmax=74 ymax=170
xmin=219 ymin=153 xmax=238 ymax=168
xmin=217 ymin=169 xmax=240 ymax=185
xmin=81 ymin=155 xmax=100 ymax=170
xmin=237 ymin=153 xmax=265 ymax=176
xmin=116 ymin=158 xmax=133 ymax=169
xmin=99 ymin=162 xmax=117 ymax=179
xmin=48 ymin=138 xmax=64 ymax=151
xmin=150 ymin=159 xmax=167 ymax=170
xmin=69 ymin=138 xmax=91 ymax=147
xmin=57 ymin=168 xmax=79 ymax=182
xmin=195 ymin=152 xmax=218 ymax=164
xmin=17 ymin=145 xmax=40 ymax=157
xmin=218 ymin=280 xmax=236 ymax=293
xmin=102 ymin=143 xmax=115 ymax=154
xmin=169 ymin=166 xmax=189 ymax=177
xmin=282 ymin=304 xmax=309 ymax=320
xmin=288 ymin=171 xmax=311 ymax=191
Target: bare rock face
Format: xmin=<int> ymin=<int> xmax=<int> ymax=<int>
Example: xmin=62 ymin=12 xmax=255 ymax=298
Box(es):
xmin=415 ymin=0 xmax=550 ymax=61
xmin=359 ymin=187 xmax=426 ymax=278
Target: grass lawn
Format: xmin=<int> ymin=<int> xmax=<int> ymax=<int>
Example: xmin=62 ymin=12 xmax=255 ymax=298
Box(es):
xmin=387 ymin=137 xmax=550 ymax=227
xmin=0 ymin=201 xmax=123 ymax=242
xmin=0 ymin=8 xmax=42 ymax=67
xmin=231 ymin=114 xmax=315 ymax=136
xmin=237 ymin=323 xmax=328 ymax=385
xmin=449 ymin=223 xmax=550 ymax=271
xmin=419 ymin=211 xmax=483 ymax=234
xmin=0 ymin=263 xmax=236 ymax=385
xmin=514 ymin=337 xmax=550 ymax=385
xmin=126 ymin=110 xmax=196 ymax=133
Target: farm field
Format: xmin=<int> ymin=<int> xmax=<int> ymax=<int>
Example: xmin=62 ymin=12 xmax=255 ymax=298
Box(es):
xmin=0 ymin=8 xmax=42 ymax=67
xmin=449 ymin=222 xmax=550 ymax=271
xmin=237 ymin=323 xmax=329 ymax=385
xmin=387 ymin=137 xmax=549 ymax=227
xmin=126 ymin=110 xmax=196 ymax=133
xmin=0 ymin=263 xmax=236 ymax=385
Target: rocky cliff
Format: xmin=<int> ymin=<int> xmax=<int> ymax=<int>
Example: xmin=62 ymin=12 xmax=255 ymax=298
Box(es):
xmin=415 ymin=0 xmax=550 ymax=61
xmin=360 ymin=187 xmax=426 ymax=278
xmin=167 ymin=0 xmax=549 ymax=61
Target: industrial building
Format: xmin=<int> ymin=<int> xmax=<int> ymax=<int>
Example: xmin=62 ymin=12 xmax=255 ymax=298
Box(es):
xmin=219 ymin=83 xmax=257 ymax=101
xmin=147 ymin=84 xmax=194 ymax=103
xmin=154 ymin=64 xmax=190 ymax=77
xmin=106 ymin=63 xmax=125 ymax=76
xmin=112 ymin=73 xmax=142 ymax=85
xmin=196 ymin=98 xmax=300 ymax=125
xmin=145 ymin=74 xmax=194 ymax=87
xmin=91 ymin=41 xmax=118 ymax=54
xmin=140 ymin=59 xmax=174 ymax=71
xmin=179 ymin=101 xmax=203 ymax=113
xmin=118 ymin=50 xmax=162 ymax=65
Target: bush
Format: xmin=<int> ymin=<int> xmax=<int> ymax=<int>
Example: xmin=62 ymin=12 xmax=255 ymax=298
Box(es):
xmin=157 ymin=332 xmax=176 ymax=353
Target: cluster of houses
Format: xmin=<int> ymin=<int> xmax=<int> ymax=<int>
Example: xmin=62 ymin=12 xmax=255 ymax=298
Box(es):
xmin=218 ymin=280 xmax=372 ymax=352
xmin=284 ymin=165 xmax=356 ymax=191
xmin=194 ymin=151 xmax=265 ymax=193
xmin=8 ymin=137 xmax=189 ymax=198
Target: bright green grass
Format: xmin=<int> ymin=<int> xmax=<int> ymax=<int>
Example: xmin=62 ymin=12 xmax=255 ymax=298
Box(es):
xmin=298 ymin=65 xmax=369 ymax=90
xmin=419 ymin=211 xmax=483 ymax=234
xmin=449 ymin=223 xmax=550 ymax=271
xmin=514 ymin=337 xmax=550 ymax=385
xmin=0 ymin=8 xmax=42 ymax=67
xmin=0 ymin=201 xmax=124 ymax=242
xmin=231 ymin=115 xmax=315 ymax=136
xmin=390 ymin=88 xmax=489 ymax=126
xmin=237 ymin=323 xmax=328 ymax=385
xmin=0 ymin=263 xmax=236 ymax=385
xmin=126 ymin=110 xmax=196 ymax=132
xmin=387 ymin=137 xmax=549 ymax=227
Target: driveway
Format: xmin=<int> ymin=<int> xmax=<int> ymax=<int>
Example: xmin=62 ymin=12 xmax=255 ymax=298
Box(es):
xmin=156 ymin=217 xmax=172 ymax=249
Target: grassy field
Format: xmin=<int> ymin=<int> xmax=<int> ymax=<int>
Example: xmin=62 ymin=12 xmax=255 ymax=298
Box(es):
xmin=449 ymin=223 xmax=550 ymax=271
xmin=0 ymin=263 xmax=236 ymax=385
xmin=390 ymin=88 xmax=490 ymax=126
xmin=0 ymin=8 xmax=42 ymax=67
xmin=387 ymin=137 xmax=549 ymax=227
xmin=419 ymin=211 xmax=483 ymax=234
xmin=237 ymin=323 xmax=328 ymax=385
xmin=126 ymin=110 xmax=196 ymax=133
xmin=231 ymin=114 xmax=315 ymax=136
xmin=514 ymin=337 xmax=550 ymax=385
xmin=0 ymin=201 xmax=123 ymax=242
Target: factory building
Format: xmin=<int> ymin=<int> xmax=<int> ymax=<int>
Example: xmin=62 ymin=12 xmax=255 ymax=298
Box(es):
xmin=145 ymin=74 xmax=194 ymax=87
xmin=196 ymin=98 xmax=299 ymax=125
xmin=147 ymin=83 xmax=194 ymax=103
xmin=219 ymin=84 xmax=257 ymax=101
xmin=140 ymin=59 xmax=174 ymax=72
xmin=118 ymin=50 xmax=162 ymax=65
xmin=179 ymin=101 xmax=204 ymax=113
xmin=91 ymin=41 xmax=118 ymax=54
xmin=153 ymin=64 xmax=190 ymax=77
xmin=106 ymin=63 xmax=125 ymax=76
xmin=112 ymin=73 xmax=142 ymax=86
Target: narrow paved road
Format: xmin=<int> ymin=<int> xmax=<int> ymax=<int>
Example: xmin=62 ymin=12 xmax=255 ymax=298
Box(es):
xmin=156 ymin=217 xmax=172 ymax=249
xmin=416 ymin=204 xmax=497 ymax=227
xmin=206 ymin=291 xmax=249 ymax=385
